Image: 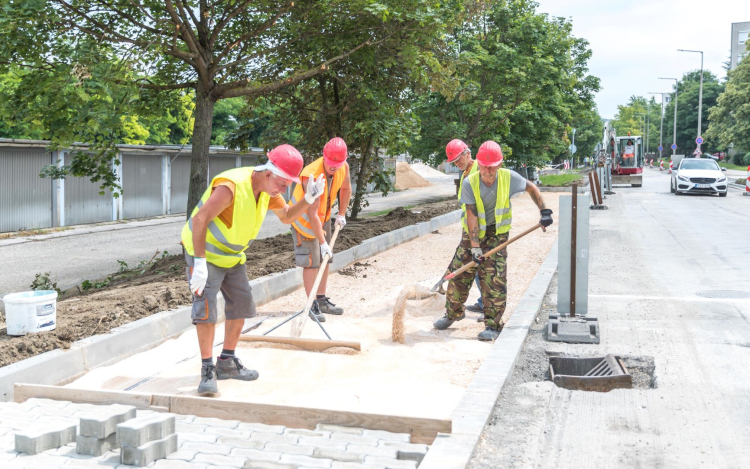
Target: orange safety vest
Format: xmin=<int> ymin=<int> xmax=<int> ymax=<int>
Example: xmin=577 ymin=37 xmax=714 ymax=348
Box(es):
xmin=290 ymin=157 xmax=347 ymax=239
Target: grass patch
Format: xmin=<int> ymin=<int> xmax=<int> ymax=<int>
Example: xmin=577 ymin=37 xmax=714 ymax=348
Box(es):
xmin=720 ymin=162 xmax=749 ymax=171
xmin=0 ymin=226 xmax=71 ymax=240
xmin=539 ymin=173 xmax=584 ymax=187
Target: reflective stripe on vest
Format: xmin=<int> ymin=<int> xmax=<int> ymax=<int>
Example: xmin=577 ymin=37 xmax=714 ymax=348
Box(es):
xmin=290 ymin=157 xmax=346 ymax=239
xmin=461 ymin=169 xmax=513 ymax=238
xmin=181 ymin=167 xmax=270 ymax=268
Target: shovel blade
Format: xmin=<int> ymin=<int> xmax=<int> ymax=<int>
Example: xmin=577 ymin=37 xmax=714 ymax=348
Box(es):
xmin=430 ymin=278 xmax=446 ymax=294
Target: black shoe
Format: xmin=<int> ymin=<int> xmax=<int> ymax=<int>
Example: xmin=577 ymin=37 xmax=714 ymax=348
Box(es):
xmin=466 ymin=302 xmax=484 ymax=313
xmin=198 ymin=364 xmax=218 ymax=395
xmin=433 ymin=313 xmax=465 ymax=330
xmin=317 ymin=296 xmax=344 ymax=315
xmin=216 ymin=356 xmax=259 ymax=381
xmin=477 ymin=326 xmax=501 ymax=341
xmin=306 ymin=300 xmax=326 ymax=322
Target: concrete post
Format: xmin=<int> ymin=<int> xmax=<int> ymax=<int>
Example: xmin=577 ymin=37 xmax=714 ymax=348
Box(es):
xmin=162 ymin=154 xmax=170 ymax=215
xmin=557 ymin=194 xmax=589 ymax=315
xmin=113 ymin=152 xmax=124 ymax=221
xmin=51 ymin=150 xmax=65 ymax=227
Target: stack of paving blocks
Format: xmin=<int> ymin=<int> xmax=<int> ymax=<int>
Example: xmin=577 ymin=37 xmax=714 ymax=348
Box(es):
xmin=15 ymin=422 xmax=78 ymax=455
xmin=76 ymin=404 xmax=136 ymax=456
xmin=117 ymin=412 xmax=177 ymax=466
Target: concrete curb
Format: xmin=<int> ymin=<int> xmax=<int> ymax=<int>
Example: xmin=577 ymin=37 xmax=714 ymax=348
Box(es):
xmin=0 ymin=210 xmax=462 ymax=402
xmin=419 ymin=242 xmax=559 ymax=469
xmin=538 ymin=186 xmax=588 ymax=193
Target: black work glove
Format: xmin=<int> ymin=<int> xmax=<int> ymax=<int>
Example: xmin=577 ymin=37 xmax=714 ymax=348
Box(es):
xmin=471 ymin=247 xmax=484 ymax=264
xmin=540 ymin=209 xmax=554 ymax=227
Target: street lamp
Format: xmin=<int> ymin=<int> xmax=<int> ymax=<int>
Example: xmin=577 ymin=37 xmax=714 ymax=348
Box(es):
xmin=635 ymin=114 xmax=646 ymax=155
xmin=678 ymin=49 xmax=704 ymax=152
xmin=659 ymin=77 xmax=679 ymax=156
xmin=649 ymin=92 xmax=671 ymax=160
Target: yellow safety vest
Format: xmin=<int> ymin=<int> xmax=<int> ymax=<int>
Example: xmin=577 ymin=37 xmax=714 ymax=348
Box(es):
xmin=289 ymin=157 xmax=347 ymax=239
xmin=457 ymin=161 xmax=479 ymax=201
xmin=181 ymin=167 xmax=270 ymax=268
xmin=461 ymin=169 xmax=513 ymax=238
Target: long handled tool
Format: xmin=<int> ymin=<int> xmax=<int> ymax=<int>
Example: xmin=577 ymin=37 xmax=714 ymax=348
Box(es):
xmin=430 ymin=223 xmax=544 ymax=294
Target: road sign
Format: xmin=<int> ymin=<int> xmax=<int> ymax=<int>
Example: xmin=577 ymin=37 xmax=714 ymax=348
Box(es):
xmin=658 ymin=145 xmax=663 ymax=151
xmin=696 ymin=136 xmax=704 ymax=145
xmin=569 ymin=144 xmax=577 ymax=154
xmin=671 ymin=144 xmax=677 ymax=150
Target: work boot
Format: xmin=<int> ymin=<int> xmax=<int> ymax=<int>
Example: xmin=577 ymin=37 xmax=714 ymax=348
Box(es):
xmin=307 ymin=300 xmax=326 ymax=323
xmin=216 ymin=356 xmax=259 ymax=381
xmin=433 ymin=313 xmax=465 ymax=330
xmin=477 ymin=326 xmax=501 ymax=341
xmin=317 ymin=296 xmax=344 ymax=315
xmin=466 ymin=301 xmax=484 ymax=313
xmin=197 ymin=364 xmax=218 ymax=395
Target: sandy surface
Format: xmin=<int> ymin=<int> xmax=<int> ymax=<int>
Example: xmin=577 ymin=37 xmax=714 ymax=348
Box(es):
xmin=395 ymin=162 xmax=431 ymax=190
xmin=68 ymin=193 xmax=560 ymax=420
xmin=411 ymin=162 xmax=454 ymax=180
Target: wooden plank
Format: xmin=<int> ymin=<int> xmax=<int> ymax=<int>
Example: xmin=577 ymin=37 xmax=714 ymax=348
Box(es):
xmin=13 ymin=384 xmax=450 ymax=444
xmin=239 ymin=335 xmax=362 ymax=352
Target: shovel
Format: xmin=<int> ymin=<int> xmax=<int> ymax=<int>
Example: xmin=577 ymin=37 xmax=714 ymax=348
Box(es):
xmin=430 ymin=223 xmax=544 ymax=294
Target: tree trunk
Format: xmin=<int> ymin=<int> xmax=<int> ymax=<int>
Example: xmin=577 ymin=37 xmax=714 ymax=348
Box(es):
xmin=186 ymin=82 xmax=216 ymax=218
xmin=350 ymin=135 xmax=374 ymax=220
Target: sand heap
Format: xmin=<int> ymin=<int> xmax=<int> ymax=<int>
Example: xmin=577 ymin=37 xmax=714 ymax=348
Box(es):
xmin=395 ymin=162 xmax=431 ymax=190
xmin=411 ymin=162 xmax=454 ymax=180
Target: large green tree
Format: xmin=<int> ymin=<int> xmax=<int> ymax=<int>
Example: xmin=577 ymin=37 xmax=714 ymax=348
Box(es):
xmin=610 ymin=96 xmax=661 ymax=154
xmin=409 ymin=0 xmax=600 ymax=169
xmin=706 ymin=58 xmax=750 ymax=154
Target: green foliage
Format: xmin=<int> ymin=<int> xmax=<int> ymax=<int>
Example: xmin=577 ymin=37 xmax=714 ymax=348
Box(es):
xmin=80 ymin=280 xmax=93 ymax=291
xmin=30 ymin=272 xmax=62 ymax=295
xmin=706 ymin=58 xmax=750 ymax=154
xmin=610 ymin=96 xmax=661 ymax=153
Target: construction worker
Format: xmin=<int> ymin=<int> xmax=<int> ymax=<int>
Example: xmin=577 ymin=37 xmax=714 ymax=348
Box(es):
xmin=290 ymin=137 xmax=352 ymax=317
xmin=182 ymin=144 xmax=326 ymax=395
xmin=622 ymin=139 xmax=635 ymax=165
xmin=445 ymin=139 xmax=483 ymax=315
xmin=433 ymin=141 xmax=554 ymax=341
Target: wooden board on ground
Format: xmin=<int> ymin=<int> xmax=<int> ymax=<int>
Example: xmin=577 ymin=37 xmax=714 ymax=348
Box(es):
xmin=14 ymin=383 xmax=450 ymax=444
xmin=239 ymin=335 xmax=362 ymax=352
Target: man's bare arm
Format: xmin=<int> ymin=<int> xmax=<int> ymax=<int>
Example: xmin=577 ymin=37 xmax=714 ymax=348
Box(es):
xmin=525 ymin=181 xmax=547 ymax=210
xmin=466 ymin=203 xmax=481 ymax=247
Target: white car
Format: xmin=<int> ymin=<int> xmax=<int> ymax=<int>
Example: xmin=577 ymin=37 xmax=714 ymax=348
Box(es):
xmin=670 ymin=158 xmax=728 ymax=197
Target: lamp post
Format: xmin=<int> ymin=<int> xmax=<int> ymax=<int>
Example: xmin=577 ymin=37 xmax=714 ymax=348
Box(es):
xmin=635 ymin=113 xmax=646 ymax=155
xmin=678 ymin=49 xmax=704 ymax=152
xmin=649 ymin=92 xmax=670 ymax=160
xmin=659 ymin=77 xmax=679 ymax=156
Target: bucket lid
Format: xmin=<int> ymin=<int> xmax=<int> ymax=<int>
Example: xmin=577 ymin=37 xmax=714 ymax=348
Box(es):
xmin=2 ymin=290 xmax=58 ymax=304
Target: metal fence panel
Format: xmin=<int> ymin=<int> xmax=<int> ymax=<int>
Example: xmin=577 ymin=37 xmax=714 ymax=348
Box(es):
xmin=0 ymin=147 xmax=52 ymax=233
xmin=122 ymin=153 xmax=163 ymax=219
xmin=170 ymin=155 xmax=191 ymax=214
xmin=64 ymin=152 xmax=113 ymax=226
xmin=241 ymin=156 xmax=262 ymax=168
xmin=208 ymin=156 xmax=236 ymax=181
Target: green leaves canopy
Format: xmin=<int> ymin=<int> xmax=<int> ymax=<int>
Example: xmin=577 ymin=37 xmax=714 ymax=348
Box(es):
xmin=706 ymin=59 xmax=750 ymax=153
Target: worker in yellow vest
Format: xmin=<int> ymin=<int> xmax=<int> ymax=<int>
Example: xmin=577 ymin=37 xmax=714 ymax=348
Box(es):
xmin=445 ymin=139 xmax=484 ymax=315
xmin=290 ymin=137 xmax=353 ymax=317
xmin=181 ymin=144 xmax=326 ymax=395
xmin=434 ymin=141 xmax=553 ymax=340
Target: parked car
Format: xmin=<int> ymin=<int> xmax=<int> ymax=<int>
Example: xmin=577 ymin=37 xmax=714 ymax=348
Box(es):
xmin=670 ymin=158 xmax=728 ymax=197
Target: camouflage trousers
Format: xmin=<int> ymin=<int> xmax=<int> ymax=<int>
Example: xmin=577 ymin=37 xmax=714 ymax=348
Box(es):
xmin=445 ymin=230 xmax=508 ymax=329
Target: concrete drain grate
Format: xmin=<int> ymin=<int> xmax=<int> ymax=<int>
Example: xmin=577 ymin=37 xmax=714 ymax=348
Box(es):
xmin=696 ymin=290 xmax=750 ymax=299
xmin=549 ymin=354 xmax=632 ymax=392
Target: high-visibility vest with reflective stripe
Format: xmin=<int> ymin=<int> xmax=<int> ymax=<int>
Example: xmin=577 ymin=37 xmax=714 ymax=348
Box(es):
xmin=289 ymin=157 xmax=346 ymax=239
xmin=181 ymin=167 xmax=270 ymax=268
xmin=457 ymin=161 xmax=479 ymax=202
xmin=461 ymin=169 xmax=513 ymax=238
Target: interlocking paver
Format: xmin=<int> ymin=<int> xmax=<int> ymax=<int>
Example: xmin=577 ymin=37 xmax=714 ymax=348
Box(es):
xmin=121 ymin=433 xmax=178 ymax=467
xmin=331 ymin=462 xmax=386 ymax=469
xmin=24 ymin=399 xmax=71 ymax=408
xmin=249 ymin=433 xmax=299 ymax=446
xmin=312 ymin=448 xmax=363 ymax=463
xmin=263 ymin=443 xmax=315 ymax=456
xmin=15 ymin=422 xmax=77 ymax=455
xmin=116 ymin=413 xmax=175 ymax=448
xmin=361 ymin=430 xmax=410 ymax=443
xmin=191 ymin=453 xmax=247 ymax=467
xmin=297 ymin=437 xmax=348 ymax=450
xmin=315 ymin=425 xmax=362 ymax=435
xmin=346 ymin=444 xmax=398 ymax=459
xmin=236 ymin=423 xmax=285 ymax=434
xmin=150 ymin=459 xmax=209 ymax=469
xmin=279 ymin=454 xmax=332 ymax=468
xmin=203 ymin=427 xmax=252 ymax=438
xmin=63 ymin=453 xmax=122 ymax=468
xmin=242 ymin=461 xmax=297 ymax=469
xmin=284 ymin=429 xmax=330 ymax=438
xmin=180 ymin=441 xmax=232 ymax=455
xmin=378 ymin=442 xmax=428 ymax=463
xmin=329 ymin=433 xmax=379 ymax=446
xmin=363 ymin=456 xmax=417 ymax=468
xmin=177 ymin=432 xmax=218 ymax=444
xmin=216 ymin=437 xmax=264 ymax=449
xmin=165 ymin=449 xmax=199 ymax=461
xmin=231 ymin=447 xmax=281 ymax=462
xmin=191 ymin=417 xmax=239 ymax=429
xmin=175 ymin=422 xmax=205 ymax=434
xmin=76 ymin=432 xmax=119 ymax=456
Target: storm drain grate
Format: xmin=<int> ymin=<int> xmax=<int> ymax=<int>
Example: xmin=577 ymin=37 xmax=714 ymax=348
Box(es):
xmin=696 ymin=290 xmax=750 ymax=299
xmin=549 ymin=354 xmax=632 ymax=392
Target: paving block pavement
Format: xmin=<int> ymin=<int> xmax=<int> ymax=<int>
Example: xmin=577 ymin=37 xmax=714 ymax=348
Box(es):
xmin=379 ymin=441 xmax=429 ymax=464
xmin=117 ymin=413 xmax=176 ymax=448
xmin=79 ymin=404 xmax=136 ymax=438
xmin=14 ymin=422 xmax=77 ymax=455
xmin=121 ymin=432 xmax=178 ymax=466
xmin=279 ymin=453 xmax=334 ymax=467
xmin=243 ymin=461 xmax=297 ymax=469
xmin=363 ymin=455 xmax=418 ymax=469
xmin=76 ymin=432 xmax=119 ymax=456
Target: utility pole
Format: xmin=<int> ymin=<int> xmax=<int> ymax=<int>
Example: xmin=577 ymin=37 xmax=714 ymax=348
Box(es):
xmin=659 ymin=78 xmax=679 ymax=156
xmin=678 ymin=49 xmax=704 ymax=152
xmin=649 ymin=92 xmax=670 ymax=160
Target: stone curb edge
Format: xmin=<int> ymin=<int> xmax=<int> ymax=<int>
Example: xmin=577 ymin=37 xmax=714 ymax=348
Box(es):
xmin=0 ymin=209 xmax=462 ymax=402
xmin=419 ymin=242 xmax=559 ymax=469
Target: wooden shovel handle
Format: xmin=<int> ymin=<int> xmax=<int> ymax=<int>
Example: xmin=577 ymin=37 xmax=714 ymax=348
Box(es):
xmin=302 ymin=223 xmax=341 ymax=316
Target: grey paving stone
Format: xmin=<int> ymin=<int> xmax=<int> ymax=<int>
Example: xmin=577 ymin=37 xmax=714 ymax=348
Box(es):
xmin=150 ymin=459 xmax=208 ymax=469
xmin=175 ymin=422 xmax=206 ymax=434
xmin=63 ymin=452 xmax=122 ymax=468
xmin=0 ymin=448 xmax=19 ymax=461
xmin=346 ymin=444 xmax=398 ymax=459
xmin=14 ymin=453 xmax=71 ymax=466
xmin=361 ymin=431 xmax=410 ymax=443
xmin=165 ymin=449 xmax=199 ymax=461
xmin=117 ymin=413 xmax=175 ymax=448
xmin=15 ymin=422 xmax=77 ymax=455
xmin=174 ymin=415 xmax=196 ymax=423
xmin=363 ymin=456 xmax=417 ymax=469
xmin=216 ymin=437 xmax=264 ymax=449
xmin=329 ymin=433 xmax=379 ymax=446
xmin=52 ymin=444 xmax=95 ymax=458
xmin=231 ymin=447 xmax=281 ymax=461
xmin=176 ymin=433 xmax=218 ymax=444
xmin=180 ymin=441 xmax=232 ymax=455
xmin=120 ymin=433 xmax=178 ymax=467
xmin=191 ymin=453 xmax=247 ymax=467
xmin=331 ymin=463 xmax=386 ymax=469
xmin=242 ymin=461 xmax=297 ymax=469
xmin=249 ymin=433 xmax=299 ymax=446
xmin=283 ymin=429 xmax=330 ymax=438
xmin=315 ymin=425 xmax=362 ymax=435
xmin=76 ymin=432 xmax=119 ymax=457
xmin=312 ymin=448 xmax=363 ymax=463
xmin=203 ymin=427 xmax=252 ymax=438
xmin=264 ymin=443 xmax=315 ymax=456
xmin=279 ymin=454 xmax=333 ymax=468
xmin=23 ymin=399 xmax=71 ymax=408
xmin=1 ymin=410 xmax=43 ymax=421
xmin=379 ymin=442 xmax=428 ymax=464
xmin=297 ymin=437 xmax=347 ymax=451
xmin=191 ymin=417 xmax=239 ymax=429
xmin=236 ymin=423 xmax=285 ymax=434
xmin=80 ymin=405 xmax=137 ymax=439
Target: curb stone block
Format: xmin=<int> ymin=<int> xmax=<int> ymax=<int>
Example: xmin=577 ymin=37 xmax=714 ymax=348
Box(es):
xmin=364 ymin=456 xmax=418 ymax=468
xmin=76 ymin=431 xmax=119 ymax=456
xmin=80 ymin=404 xmax=137 ymax=438
xmin=117 ymin=413 xmax=175 ymax=448
xmin=313 ymin=447 xmax=363 ymax=463
xmin=15 ymin=422 xmax=77 ymax=455
xmin=121 ymin=432 xmax=178 ymax=466
xmin=380 ymin=441 xmax=429 ymax=463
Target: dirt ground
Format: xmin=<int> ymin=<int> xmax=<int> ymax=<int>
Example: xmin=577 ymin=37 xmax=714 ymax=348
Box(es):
xmin=0 ymin=199 xmax=458 ymax=368
xmin=67 ymin=193 xmax=561 ymax=419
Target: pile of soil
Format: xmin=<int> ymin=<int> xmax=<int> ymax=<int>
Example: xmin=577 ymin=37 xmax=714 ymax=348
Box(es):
xmin=395 ymin=162 xmax=431 ymax=190
xmin=0 ymin=199 xmax=459 ymax=368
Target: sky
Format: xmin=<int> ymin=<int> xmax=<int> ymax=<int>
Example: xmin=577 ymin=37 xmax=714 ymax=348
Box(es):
xmin=534 ymin=0 xmax=748 ymax=119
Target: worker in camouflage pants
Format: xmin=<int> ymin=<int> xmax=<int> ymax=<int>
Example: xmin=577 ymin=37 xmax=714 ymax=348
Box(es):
xmin=444 ymin=230 xmax=509 ymax=330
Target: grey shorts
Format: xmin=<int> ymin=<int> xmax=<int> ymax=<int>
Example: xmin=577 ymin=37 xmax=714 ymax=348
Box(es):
xmin=184 ymin=250 xmax=256 ymax=324
xmin=292 ymin=220 xmax=333 ymax=269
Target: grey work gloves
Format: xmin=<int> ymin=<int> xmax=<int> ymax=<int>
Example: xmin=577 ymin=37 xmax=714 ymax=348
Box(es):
xmin=540 ymin=209 xmax=554 ymax=227
xmin=471 ymin=247 xmax=484 ymax=264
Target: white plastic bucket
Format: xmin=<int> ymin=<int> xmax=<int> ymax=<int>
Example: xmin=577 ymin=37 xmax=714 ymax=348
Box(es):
xmin=2 ymin=290 xmax=58 ymax=336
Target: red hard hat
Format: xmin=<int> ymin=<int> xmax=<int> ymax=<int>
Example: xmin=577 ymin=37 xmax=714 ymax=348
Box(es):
xmin=323 ymin=137 xmax=348 ymax=169
xmin=476 ymin=141 xmax=504 ymax=167
xmin=266 ymin=144 xmax=303 ymax=184
xmin=446 ymin=139 xmax=469 ymax=163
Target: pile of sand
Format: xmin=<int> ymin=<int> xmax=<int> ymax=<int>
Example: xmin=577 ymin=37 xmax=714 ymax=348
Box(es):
xmin=411 ymin=162 xmax=454 ymax=180
xmin=395 ymin=162 xmax=431 ymax=190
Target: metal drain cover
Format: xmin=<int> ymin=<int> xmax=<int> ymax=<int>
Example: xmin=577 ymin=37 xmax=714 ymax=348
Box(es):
xmin=696 ymin=290 xmax=750 ymax=299
xmin=549 ymin=354 xmax=632 ymax=392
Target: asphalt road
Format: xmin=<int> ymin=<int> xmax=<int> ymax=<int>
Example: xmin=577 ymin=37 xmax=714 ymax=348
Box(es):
xmin=471 ymin=167 xmax=750 ymax=468
xmin=0 ymin=175 xmax=456 ymax=301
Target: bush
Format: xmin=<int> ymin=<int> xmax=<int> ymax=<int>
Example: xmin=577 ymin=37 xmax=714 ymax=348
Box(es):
xmin=732 ymin=152 xmax=746 ymax=165
xmin=745 ymin=153 xmax=750 ymax=166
